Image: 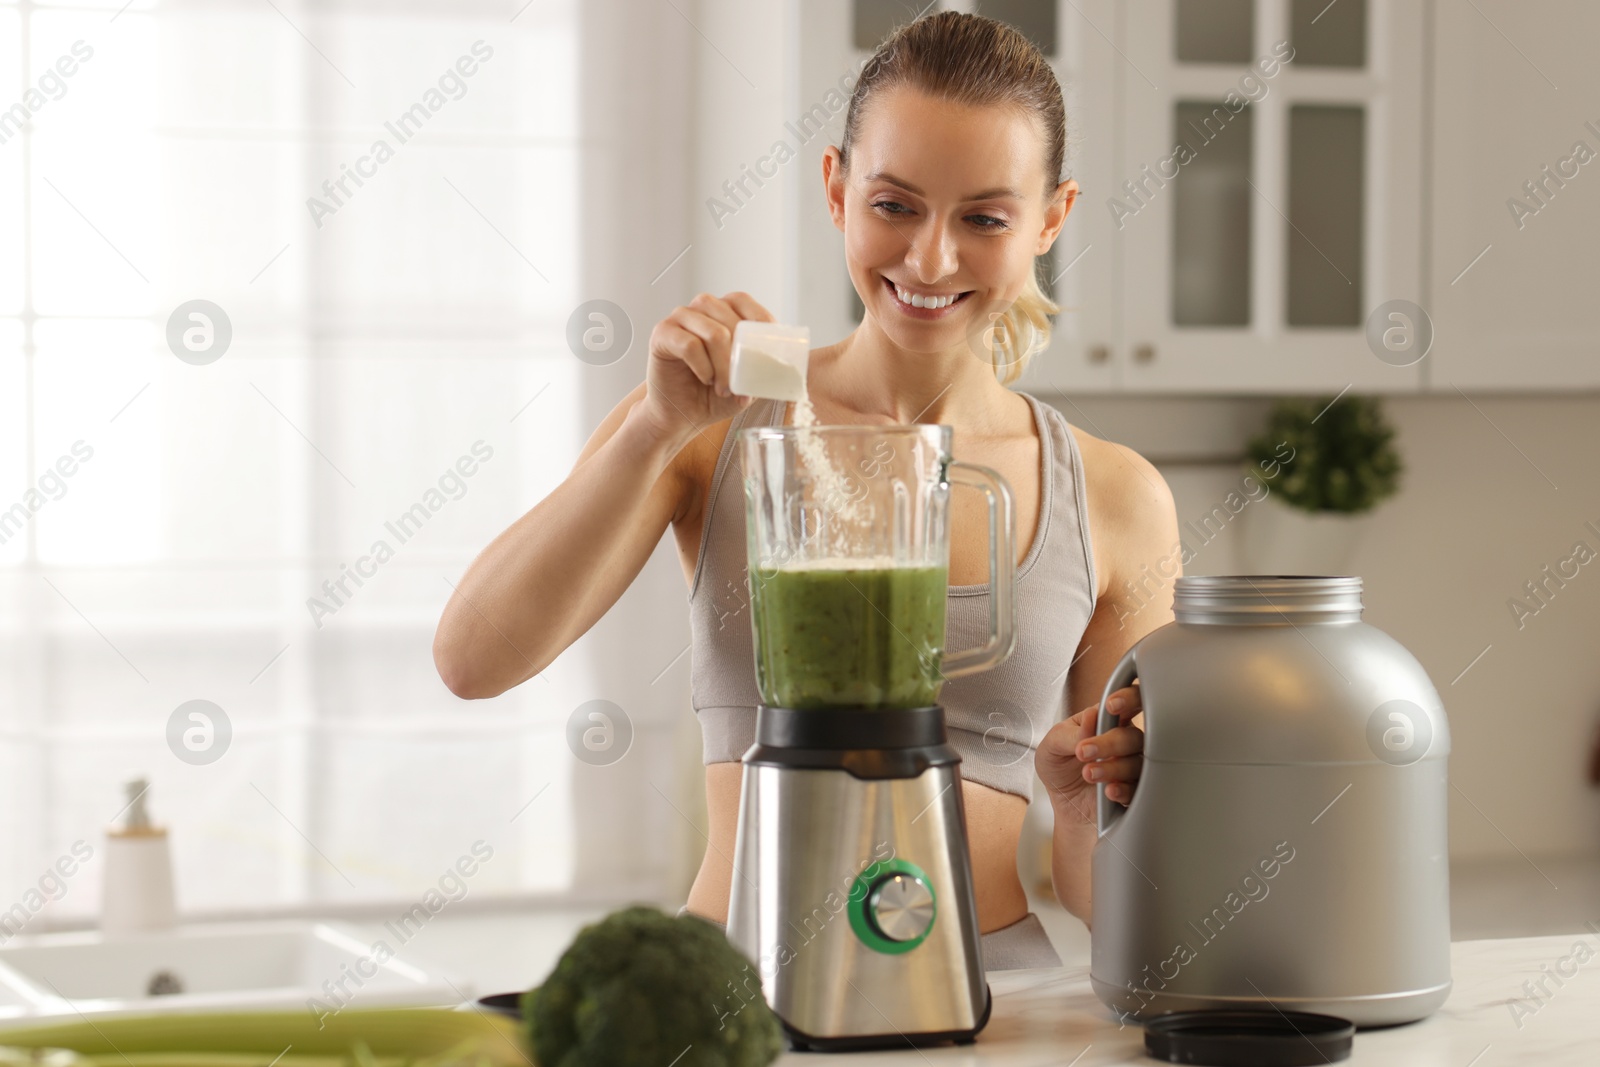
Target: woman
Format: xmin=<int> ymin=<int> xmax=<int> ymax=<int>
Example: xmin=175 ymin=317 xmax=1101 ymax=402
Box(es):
xmin=433 ymin=12 xmax=1179 ymax=968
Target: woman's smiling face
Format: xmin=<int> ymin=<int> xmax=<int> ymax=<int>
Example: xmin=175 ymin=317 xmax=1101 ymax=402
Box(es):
xmin=824 ymin=84 xmax=1075 ymax=351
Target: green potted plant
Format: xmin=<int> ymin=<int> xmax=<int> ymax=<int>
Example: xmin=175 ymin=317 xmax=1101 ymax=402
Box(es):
xmin=1238 ymin=395 xmax=1403 ymax=576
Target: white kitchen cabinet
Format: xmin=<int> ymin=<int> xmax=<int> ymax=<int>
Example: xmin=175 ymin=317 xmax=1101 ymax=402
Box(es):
xmin=1427 ymin=0 xmax=1600 ymax=390
xmin=1112 ymin=0 xmax=1425 ymax=393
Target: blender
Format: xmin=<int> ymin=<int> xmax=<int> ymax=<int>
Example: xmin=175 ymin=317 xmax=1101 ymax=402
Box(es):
xmin=726 ymin=422 xmax=1017 ymax=1051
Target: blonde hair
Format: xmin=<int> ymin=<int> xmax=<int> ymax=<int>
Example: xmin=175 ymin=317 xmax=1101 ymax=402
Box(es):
xmin=839 ymin=11 xmax=1065 ymax=385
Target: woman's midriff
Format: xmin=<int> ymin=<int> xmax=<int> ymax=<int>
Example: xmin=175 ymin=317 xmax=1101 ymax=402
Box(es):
xmin=685 ymin=761 xmax=1031 ymax=932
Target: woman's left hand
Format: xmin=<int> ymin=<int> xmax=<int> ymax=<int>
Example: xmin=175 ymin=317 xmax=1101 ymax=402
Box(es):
xmin=1036 ymin=681 xmax=1145 ymax=825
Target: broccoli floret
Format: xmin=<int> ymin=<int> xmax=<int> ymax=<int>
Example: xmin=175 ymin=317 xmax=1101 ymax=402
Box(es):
xmin=522 ymin=905 xmax=784 ymax=1067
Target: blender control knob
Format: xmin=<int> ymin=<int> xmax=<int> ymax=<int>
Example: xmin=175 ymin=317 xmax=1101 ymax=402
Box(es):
xmin=867 ymin=872 xmax=935 ymax=942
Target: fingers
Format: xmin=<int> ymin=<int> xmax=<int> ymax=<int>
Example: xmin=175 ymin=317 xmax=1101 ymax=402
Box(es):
xmin=1057 ymin=682 xmax=1148 ymax=808
xmin=1037 ymin=717 xmax=1083 ymax=764
xmin=674 ymin=306 xmax=735 ymax=395
xmin=679 ymin=292 xmax=776 ymax=397
xmin=1103 ymin=681 xmax=1142 ymax=719
xmin=687 ymin=292 xmax=741 ymax=335
xmin=652 ymin=318 xmax=718 ymax=390
xmin=1070 ymin=704 xmax=1107 ymax=744
xmin=720 ymin=290 xmax=775 ymax=324
xmin=1080 ymin=754 xmax=1142 ymax=785
xmin=1075 ymin=683 xmax=1141 ymax=747
xmin=1075 ymin=722 xmax=1143 ymax=763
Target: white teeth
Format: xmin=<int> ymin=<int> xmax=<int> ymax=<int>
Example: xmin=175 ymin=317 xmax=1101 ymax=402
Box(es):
xmin=892 ymin=283 xmax=961 ymax=310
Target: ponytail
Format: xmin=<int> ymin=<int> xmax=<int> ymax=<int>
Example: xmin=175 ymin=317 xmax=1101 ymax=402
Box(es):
xmin=986 ymin=266 xmax=1058 ymax=385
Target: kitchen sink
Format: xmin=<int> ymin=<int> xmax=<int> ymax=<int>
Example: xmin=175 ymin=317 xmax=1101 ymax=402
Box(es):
xmin=0 ymin=969 xmax=35 ymax=1021
xmin=0 ymin=921 xmax=470 ymax=1019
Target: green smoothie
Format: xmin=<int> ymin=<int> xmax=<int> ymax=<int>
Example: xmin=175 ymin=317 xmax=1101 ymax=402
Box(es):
xmin=748 ymin=562 xmax=948 ymax=709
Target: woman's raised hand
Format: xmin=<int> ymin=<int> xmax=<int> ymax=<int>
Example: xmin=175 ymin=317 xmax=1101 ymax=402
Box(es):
xmin=1036 ymin=682 xmax=1145 ymax=825
xmin=637 ymin=291 xmax=775 ymax=447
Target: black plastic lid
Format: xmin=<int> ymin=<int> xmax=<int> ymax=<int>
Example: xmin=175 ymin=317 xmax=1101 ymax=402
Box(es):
xmin=1143 ymin=1009 xmax=1354 ymax=1066
xmin=474 ymin=991 xmax=522 ymax=1018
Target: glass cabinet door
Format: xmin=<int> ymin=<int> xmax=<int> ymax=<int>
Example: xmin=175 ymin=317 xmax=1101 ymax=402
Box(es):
xmin=1116 ymin=0 xmax=1425 ymax=392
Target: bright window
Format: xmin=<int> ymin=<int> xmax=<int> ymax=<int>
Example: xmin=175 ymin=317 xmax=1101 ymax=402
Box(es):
xmin=0 ymin=0 xmax=592 ymax=922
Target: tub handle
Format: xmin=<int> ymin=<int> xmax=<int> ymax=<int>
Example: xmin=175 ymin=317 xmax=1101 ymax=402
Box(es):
xmin=1095 ymin=646 xmax=1140 ymax=837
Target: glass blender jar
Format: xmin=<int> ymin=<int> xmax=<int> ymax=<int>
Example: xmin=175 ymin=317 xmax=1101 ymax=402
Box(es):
xmin=740 ymin=423 xmax=1016 ymax=709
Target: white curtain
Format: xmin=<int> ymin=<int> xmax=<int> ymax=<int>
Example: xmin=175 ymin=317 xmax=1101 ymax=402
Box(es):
xmin=0 ymin=0 xmax=699 ymax=924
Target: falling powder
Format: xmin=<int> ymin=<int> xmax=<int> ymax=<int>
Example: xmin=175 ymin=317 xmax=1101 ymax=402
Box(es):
xmin=789 ymin=392 xmax=868 ymax=545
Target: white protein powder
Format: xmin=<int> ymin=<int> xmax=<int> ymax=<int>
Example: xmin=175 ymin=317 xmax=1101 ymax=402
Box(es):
xmin=791 ymin=393 xmax=866 ymax=537
xmin=730 ymin=345 xmax=805 ymax=401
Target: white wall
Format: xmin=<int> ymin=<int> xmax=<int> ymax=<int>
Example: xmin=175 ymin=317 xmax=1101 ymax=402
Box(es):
xmin=691 ymin=0 xmax=805 ymax=319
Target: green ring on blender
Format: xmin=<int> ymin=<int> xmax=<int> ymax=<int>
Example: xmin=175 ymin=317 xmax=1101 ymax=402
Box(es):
xmin=848 ymin=858 xmax=937 ymax=954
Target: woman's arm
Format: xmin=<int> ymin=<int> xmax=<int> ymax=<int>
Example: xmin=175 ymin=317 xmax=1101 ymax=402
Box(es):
xmin=432 ymin=291 xmax=773 ymax=699
xmin=432 ymin=384 xmax=699 ymax=698
xmin=1035 ymin=439 xmax=1181 ymax=926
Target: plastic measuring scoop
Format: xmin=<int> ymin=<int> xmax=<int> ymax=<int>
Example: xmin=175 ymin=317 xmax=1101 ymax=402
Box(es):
xmin=729 ymin=321 xmax=810 ymax=402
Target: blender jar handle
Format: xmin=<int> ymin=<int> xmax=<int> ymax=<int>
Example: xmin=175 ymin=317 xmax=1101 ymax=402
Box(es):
xmin=1095 ymin=646 xmax=1140 ymax=837
xmin=941 ymin=460 xmax=1016 ymax=679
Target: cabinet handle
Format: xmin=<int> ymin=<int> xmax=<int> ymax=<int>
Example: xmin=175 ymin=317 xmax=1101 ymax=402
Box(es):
xmin=1134 ymin=343 xmax=1155 ymax=363
xmin=1089 ymin=344 xmax=1110 ymax=364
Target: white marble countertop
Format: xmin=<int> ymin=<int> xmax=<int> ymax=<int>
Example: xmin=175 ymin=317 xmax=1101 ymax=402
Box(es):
xmin=785 ymin=933 xmax=1600 ymax=1065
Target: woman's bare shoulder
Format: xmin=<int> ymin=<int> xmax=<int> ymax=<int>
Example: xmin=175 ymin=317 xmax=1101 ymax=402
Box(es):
xmin=1065 ymin=422 xmax=1181 ymax=588
xmin=1072 ymin=428 xmax=1173 ymax=519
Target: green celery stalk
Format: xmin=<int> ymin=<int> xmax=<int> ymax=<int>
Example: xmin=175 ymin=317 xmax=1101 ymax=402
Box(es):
xmin=0 ymin=1008 xmax=530 ymax=1067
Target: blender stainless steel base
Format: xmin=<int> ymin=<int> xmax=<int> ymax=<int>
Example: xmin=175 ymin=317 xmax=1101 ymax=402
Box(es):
xmin=726 ymin=705 xmax=991 ymax=1051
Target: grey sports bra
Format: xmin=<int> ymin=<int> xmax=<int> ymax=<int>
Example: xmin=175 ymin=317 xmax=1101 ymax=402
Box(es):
xmin=686 ymin=391 xmax=1098 ymax=800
